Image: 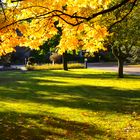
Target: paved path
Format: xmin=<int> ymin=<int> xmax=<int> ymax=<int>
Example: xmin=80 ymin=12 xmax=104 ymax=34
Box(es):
xmin=87 ymin=63 xmax=140 ymax=76
xmin=0 ymin=65 xmax=26 ymax=71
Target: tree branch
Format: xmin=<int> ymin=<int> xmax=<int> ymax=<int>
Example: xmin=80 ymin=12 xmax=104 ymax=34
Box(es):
xmin=86 ymin=0 xmax=132 ymax=21
xmin=0 ymin=0 xmax=137 ymax=30
xmin=108 ymin=0 xmax=137 ymax=31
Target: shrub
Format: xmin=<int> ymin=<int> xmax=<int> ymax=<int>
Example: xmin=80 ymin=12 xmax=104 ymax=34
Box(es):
xmin=26 ymin=63 xmax=85 ymax=71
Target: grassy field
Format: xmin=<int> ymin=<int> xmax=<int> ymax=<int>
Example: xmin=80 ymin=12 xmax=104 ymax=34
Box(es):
xmin=0 ymin=69 xmax=140 ymax=140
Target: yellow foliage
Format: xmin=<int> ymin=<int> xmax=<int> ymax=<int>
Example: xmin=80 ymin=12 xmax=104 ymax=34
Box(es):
xmin=0 ymin=0 xmax=111 ymax=56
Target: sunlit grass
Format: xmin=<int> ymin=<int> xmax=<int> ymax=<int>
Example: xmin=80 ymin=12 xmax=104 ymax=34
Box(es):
xmin=0 ymin=69 xmax=140 ymax=140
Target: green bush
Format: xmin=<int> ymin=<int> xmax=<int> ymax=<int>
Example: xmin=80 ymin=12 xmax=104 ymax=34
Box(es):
xmin=26 ymin=63 xmax=85 ymax=71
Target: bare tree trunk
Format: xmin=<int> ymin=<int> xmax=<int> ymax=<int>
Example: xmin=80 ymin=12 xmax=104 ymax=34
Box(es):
xmin=118 ymin=59 xmax=124 ymax=78
xmin=62 ymin=51 xmax=68 ymax=71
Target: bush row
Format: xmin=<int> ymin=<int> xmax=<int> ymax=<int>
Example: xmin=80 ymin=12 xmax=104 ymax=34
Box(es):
xmin=26 ymin=63 xmax=85 ymax=70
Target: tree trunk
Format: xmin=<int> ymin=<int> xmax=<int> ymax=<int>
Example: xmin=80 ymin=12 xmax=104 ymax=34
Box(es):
xmin=62 ymin=51 xmax=68 ymax=71
xmin=118 ymin=59 xmax=124 ymax=78
xmin=112 ymin=46 xmax=125 ymax=78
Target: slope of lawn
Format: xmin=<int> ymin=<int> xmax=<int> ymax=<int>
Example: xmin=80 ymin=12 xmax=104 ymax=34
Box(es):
xmin=0 ymin=69 xmax=140 ymax=140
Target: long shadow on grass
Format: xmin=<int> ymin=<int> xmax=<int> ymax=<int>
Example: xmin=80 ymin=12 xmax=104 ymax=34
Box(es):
xmin=0 ymin=111 xmax=106 ymax=140
xmin=0 ymin=70 xmax=140 ymax=115
xmin=0 ymin=83 xmax=140 ymax=114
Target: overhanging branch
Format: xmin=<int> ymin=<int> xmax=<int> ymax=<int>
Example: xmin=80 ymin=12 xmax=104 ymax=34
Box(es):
xmin=108 ymin=0 xmax=138 ymax=31
xmin=0 ymin=0 xmax=138 ymax=30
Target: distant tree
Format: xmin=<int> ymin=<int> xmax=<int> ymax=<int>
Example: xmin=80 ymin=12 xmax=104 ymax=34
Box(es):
xmin=49 ymin=53 xmax=62 ymax=64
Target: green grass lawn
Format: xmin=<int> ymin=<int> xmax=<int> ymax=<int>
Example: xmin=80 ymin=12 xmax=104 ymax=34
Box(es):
xmin=0 ymin=69 xmax=140 ymax=140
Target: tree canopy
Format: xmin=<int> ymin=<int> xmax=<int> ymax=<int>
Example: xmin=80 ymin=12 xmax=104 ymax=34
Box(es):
xmin=108 ymin=2 xmax=140 ymax=77
xmin=0 ymin=0 xmax=138 ymax=56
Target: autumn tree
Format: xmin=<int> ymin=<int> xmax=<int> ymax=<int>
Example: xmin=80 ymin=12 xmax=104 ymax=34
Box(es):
xmin=0 ymin=0 xmax=138 ymax=71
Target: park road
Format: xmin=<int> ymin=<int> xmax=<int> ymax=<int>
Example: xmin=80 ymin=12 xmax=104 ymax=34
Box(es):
xmin=87 ymin=63 xmax=140 ymax=76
